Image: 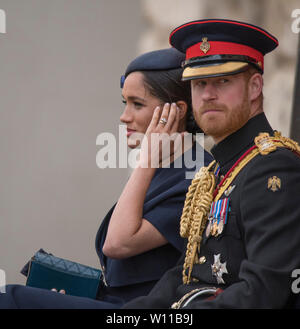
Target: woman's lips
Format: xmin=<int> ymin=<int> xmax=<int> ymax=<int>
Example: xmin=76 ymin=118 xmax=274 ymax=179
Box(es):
xmin=126 ymin=128 xmax=136 ymax=137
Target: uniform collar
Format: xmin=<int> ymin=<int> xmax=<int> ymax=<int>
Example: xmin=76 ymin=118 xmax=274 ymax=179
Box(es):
xmin=210 ymin=112 xmax=274 ymax=170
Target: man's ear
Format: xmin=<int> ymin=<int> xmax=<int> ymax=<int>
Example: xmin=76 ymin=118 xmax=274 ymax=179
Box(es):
xmin=248 ymin=73 xmax=263 ymax=102
xmin=176 ymin=101 xmax=188 ymax=120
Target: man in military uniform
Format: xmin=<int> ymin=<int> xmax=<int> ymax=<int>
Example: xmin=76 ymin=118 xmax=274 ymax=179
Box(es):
xmin=123 ymin=19 xmax=300 ymax=309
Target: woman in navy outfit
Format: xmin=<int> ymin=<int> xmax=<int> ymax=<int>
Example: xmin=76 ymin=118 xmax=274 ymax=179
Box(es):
xmin=0 ymin=48 xmax=212 ymax=308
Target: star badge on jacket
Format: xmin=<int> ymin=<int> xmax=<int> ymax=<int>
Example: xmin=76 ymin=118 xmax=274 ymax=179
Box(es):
xmin=211 ymin=254 xmax=228 ymax=284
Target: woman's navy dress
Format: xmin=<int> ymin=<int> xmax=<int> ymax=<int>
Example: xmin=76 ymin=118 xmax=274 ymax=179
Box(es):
xmin=0 ymin=145 xmax=212 ymax=308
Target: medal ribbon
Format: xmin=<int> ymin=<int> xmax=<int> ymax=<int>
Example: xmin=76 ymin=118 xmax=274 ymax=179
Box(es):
xmin=216 ymin=200 xmax=222 ymax=224
xmin=221 ymin=198 xmax=230 ymax=224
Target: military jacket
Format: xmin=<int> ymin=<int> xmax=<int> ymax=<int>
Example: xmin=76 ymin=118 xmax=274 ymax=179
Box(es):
xmin=123 ymin=113 xmax=300 ymax=309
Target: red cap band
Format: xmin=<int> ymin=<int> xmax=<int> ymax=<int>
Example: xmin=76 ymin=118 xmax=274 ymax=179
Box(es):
xmin=186 ymin=41 xmax=264 ymax=70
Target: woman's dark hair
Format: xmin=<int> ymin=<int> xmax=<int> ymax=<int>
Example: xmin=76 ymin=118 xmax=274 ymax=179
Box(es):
xmin=140 ymin=68 xmax=202 ymax=135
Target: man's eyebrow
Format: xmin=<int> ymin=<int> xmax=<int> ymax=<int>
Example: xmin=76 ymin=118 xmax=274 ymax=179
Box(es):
xmin=121 ymin=95 xmax=146 ymax=103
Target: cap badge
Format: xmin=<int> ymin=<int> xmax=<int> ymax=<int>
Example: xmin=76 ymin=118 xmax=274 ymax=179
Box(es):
xmin=200 ymin=37 xmax=210 ymax=54
xmin=211 ymin=254 xmax=228 ymax=284
xmin=267 ymin=176 xmax=281 ymax=192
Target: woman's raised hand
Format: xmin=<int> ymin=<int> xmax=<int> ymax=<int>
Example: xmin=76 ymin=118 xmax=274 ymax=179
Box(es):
xmin=139 ymin=103 xmax=183 ymax=168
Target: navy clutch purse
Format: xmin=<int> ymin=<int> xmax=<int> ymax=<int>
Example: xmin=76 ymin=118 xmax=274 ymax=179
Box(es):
xmin=23 ymin=250 xmax=102 ymax=299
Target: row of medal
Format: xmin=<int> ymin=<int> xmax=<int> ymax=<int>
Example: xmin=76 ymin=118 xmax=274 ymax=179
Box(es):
xmin=205 ymin=197 xmax=230 ymax=238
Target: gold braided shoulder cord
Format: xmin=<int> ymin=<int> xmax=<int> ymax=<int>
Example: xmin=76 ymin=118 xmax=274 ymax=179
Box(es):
xmin=180 ymin=160 xmax=216 ymax=284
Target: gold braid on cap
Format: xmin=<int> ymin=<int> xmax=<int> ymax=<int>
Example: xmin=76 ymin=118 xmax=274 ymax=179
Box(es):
xmin=180 ymin=160 xmax=216 ymax=284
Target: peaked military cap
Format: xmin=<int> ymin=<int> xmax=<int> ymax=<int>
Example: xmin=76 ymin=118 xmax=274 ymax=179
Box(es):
xmin=169 ymin=19 xmax=279 ymax=80
xmin=120 ymin=48 xmax=185 ymax=88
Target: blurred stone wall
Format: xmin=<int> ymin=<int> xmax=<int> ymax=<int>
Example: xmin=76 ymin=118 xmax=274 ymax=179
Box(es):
xmin=0 ymin=0 xmax=144 ymax=284
xmin=139 ymin=0 xmax=299 ymax=142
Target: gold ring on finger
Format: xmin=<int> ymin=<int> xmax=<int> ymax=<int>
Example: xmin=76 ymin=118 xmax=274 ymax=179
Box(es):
xmin=159 ymin=118 xmax=168 ymax=125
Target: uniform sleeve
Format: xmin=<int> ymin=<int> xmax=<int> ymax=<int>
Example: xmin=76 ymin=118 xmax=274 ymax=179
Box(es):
xmin=185 ymin=149 xmax=300 ymax=309
xmin=122 ymin=261 xmax=184 ymax=309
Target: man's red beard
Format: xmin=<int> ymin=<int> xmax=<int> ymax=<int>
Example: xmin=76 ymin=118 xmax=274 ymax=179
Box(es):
xmin=196 ymin=92 xmax=250 ymax=142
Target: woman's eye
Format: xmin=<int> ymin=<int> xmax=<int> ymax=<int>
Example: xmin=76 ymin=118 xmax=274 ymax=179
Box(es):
xmin=133 ymin=102 xmax=143 ymax=108
xmin=122 ymin=99 xmax=144 ymax=108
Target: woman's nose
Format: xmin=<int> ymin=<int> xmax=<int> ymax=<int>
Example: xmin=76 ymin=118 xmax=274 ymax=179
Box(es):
xmin=120 ymin=106 xmax=133 ymax=123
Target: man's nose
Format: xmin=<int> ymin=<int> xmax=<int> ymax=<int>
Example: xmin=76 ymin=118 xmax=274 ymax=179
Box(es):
xmin=201 ymin=83 xmax=218 ymax=102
